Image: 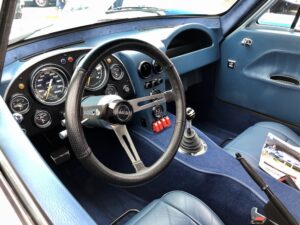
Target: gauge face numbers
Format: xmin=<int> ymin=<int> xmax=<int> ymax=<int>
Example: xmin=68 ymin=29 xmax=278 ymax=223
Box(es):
xmin=85 ymin=62 xmax=108 ymax=91
xmin=110 ymin=64 xmax=125 ymax=81
xmin=34 ymin=110 xmax=52 ymax=128
xmin=9 ymin=94 xmax=30 ymax=114
xmin=31 ymin=66 xmax=68 ymax=106
xmin=105 ymin=84 xmax=118 ymax=95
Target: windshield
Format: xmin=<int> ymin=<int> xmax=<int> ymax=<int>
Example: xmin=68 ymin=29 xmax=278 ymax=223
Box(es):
xmin=10 ymin=0 xmax=238 ymax=45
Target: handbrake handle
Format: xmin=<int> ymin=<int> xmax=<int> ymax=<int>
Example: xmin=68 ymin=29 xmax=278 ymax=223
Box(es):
xmin=236 ymin=153 xmax=299 ymax=225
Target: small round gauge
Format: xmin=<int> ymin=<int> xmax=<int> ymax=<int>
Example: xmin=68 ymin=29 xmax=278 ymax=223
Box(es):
xmin=85 ymin=62 xmax=108 ymax=91
xmin=9 ymin=94 xmax=30 ymax=114
xmin=138 ymin=61 xmax=152 ymax=79
xmin=105 ymin=84 xmax=118 ymax=95
xmin=152 ymin=105 xmax=164 ymax=119
xmin=34 ymin=110 xmax=52 ymax=128
xmin=152 ymin=60 xmax=163 ymax=74
xmin=31 ymin=65 xmax=69 ymax=106
xmin=110 ymin=64 xmax=125 ymax=80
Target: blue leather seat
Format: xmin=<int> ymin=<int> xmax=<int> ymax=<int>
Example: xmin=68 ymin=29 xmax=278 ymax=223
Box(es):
xmin=125 ymin=191 xmax=224 ymax=225
xmin=224 ymin=122 xmax=300 ymax=168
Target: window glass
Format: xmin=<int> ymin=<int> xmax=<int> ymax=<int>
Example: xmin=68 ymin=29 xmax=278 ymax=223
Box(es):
xmin=258 ymin=0 xmax=300 ymax=28
xmin=9 ymin=0 xmax=238 ymax=45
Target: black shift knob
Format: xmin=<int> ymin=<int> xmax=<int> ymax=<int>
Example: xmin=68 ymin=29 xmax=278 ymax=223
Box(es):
xmin=186 ymin=107 xmax=195 ymax=121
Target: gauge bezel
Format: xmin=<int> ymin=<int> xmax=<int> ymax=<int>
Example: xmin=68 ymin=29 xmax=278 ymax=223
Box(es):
xmin=110 ymin=64 xmax=125 ymax=81
xmin=85 ymin=61 xmax=109 ymax=91
xmin=9 ymin=94 xmax=30 ymax=114
xmin=104 ymin=84 xmax=118 ymax=95
xmin=34 ymin=110 xmax=52 ymax=128
xmin=30 ymin=64 xmax=69 ymax=106
xmin=138 ymin=61 xmax=152 ymax=79
xmin=75 ymin=55 xmax=109 ymax=91
xmin=152 ymin=60 xmax=163 ymax=74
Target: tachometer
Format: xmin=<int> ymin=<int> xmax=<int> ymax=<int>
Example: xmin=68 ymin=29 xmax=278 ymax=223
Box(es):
xmin=31 ymin=65 xmax=69 ymax=106
xmin=85 ymin=62 xmax=108 ymax=91
xmin=9 ymin=94 xmax=30 ymax=114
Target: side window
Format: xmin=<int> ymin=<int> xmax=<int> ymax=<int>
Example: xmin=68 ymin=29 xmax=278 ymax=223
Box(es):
xmin=258 ymin=0 xmax=300 ymax=29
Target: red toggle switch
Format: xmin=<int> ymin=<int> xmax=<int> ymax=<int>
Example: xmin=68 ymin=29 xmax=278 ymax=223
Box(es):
xmin=161 ymin=118 xmax=168 ymax=128
xmin=152 ymin=122 xmax=160 ymax=133
xmin=157 ymin=120 xmax=164 ymax=131
xmin=165 ymin=116 xmax=171 ymax=127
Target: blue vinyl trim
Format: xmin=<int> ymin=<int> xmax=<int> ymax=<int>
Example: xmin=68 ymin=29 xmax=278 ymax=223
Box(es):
xmin=216 ymin=28 xmax=300 ymax=126
xmin=5 ymin=17 xmax=221 ymax=67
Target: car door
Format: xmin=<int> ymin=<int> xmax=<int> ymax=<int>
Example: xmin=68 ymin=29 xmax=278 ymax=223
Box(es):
xmin=0 ymin=1 xmax=97 ymax=224
xmin=216 ymin=0 xmax=300 ymax=127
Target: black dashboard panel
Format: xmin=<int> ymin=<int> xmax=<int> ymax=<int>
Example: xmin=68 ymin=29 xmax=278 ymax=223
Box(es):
xmin=4 ymin=49 xmax=135 ymax=136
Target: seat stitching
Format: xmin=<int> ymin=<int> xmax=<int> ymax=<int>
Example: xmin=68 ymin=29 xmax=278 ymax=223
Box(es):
xmin=160 ymin=200 xmax=201 ymax=225
xmin=162 ymin=191 xmax=223 ymax=225
xmin=129 ymin=200 xmax=160 ymax=225
xmin=224 ymin=126 xmax=255 ymax=148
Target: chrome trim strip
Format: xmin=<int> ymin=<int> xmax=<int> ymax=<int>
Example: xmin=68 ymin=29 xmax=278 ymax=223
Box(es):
xmin=0 ymin=171 xmax=35 ymax=225
xmin=0 ymin=150 xmax=51 ymax=225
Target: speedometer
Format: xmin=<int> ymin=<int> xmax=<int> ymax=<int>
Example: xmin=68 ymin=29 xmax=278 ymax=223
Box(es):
xmin=85 ymin=62 xmax=108 ymax=91
xmin=31 ymin=65 xmax=69 ymax=106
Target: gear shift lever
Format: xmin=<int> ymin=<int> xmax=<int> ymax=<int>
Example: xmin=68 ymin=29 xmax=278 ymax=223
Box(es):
xmin=186 ymin=108 xmax=195 ymax=135
xmin=179 ymin=107 xmax=207 ymax=156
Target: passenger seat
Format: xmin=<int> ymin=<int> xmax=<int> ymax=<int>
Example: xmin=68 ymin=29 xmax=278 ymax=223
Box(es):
xmin=224 ymin=122 xmax=300 ymax=168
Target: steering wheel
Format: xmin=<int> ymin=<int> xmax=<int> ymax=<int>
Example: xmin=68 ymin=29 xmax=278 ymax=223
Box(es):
xmin=65 ymin=39 xmax=186 ymax=186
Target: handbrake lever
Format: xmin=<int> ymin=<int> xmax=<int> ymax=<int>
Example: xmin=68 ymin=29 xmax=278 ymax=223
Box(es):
xmin=236 ymin=153 xmax=299 ymax=225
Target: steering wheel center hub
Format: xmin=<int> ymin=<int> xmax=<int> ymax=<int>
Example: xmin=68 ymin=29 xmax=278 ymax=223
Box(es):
xmin=109 ymin=100 xmax=133 ymax=124
xmin=65 ymin=39 xmax=186 ymax=185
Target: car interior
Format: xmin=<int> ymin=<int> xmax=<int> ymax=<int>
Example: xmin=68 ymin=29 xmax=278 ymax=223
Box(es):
xmin=0 ymin=0 xmax=300 ymax=225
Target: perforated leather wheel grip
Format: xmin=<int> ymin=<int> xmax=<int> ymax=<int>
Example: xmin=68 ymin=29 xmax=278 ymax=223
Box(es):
xmin=65 ymin=39 xmax=186 ymax=186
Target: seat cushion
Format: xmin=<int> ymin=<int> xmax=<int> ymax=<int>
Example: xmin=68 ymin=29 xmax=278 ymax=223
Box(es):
xmin=224 ymin=122 xmax=300 ymax=168
xmin=125 ymin=191 xmax=224 ymax=225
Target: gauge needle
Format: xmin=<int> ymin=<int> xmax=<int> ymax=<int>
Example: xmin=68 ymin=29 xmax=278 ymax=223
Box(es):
xmin=45 ymin=79 xmax=53 ymax=100
xmin=86 ymin=76 xmax=91 ymax=87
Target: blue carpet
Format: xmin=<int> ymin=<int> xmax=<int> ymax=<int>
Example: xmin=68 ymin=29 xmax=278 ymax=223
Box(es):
xmin=55 ymin=163 xmax=147 ymax=225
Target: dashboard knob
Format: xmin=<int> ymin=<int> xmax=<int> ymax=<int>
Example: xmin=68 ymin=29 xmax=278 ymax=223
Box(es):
xmin=122 ymin=85 xmax=130 ymax=93
xmin=59 ymin=130 xmax=68 ymax=140
xmin=13 ymin=113 xmax=23 ymax=124
xmin=61 ymin=119 xmax=66 ymax=127
xmin=144 ymin=82 xmax=152 ymax=89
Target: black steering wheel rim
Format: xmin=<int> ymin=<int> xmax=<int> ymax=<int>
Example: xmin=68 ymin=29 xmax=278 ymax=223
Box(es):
xmin=65 ymin=39 xmax=186 ymax=186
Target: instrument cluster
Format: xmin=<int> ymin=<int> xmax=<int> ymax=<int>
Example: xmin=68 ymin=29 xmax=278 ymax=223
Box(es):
xmin=4 ymin=49 xmax=135 ymax=136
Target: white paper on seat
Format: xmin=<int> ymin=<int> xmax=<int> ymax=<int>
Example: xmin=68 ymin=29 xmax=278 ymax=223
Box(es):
xmin=259 ymin=133 xmax=300 ymax=189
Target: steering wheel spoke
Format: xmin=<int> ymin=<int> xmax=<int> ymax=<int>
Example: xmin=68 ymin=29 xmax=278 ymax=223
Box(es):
xmin=66 ymin=39 xmax=185 ymax=185
xmin=128 ymin=90 xmax=174 ymax=113
xmin=111 ymin=124 xmax=145 ymax=172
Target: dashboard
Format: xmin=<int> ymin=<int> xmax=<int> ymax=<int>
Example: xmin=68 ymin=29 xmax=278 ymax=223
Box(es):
xmin=4 ymin=49 xmax=138 ymax=136
xmin=2 ymin=23 xmax=220 ymax=138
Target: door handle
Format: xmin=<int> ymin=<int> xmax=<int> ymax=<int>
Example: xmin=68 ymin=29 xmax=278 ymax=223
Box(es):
xmin=270 ymin=75 xmax=300 ymax=86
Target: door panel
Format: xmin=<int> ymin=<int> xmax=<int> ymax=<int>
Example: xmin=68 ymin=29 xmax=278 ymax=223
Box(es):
xmin=216 ymin=29 xmax=300 ymax=126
